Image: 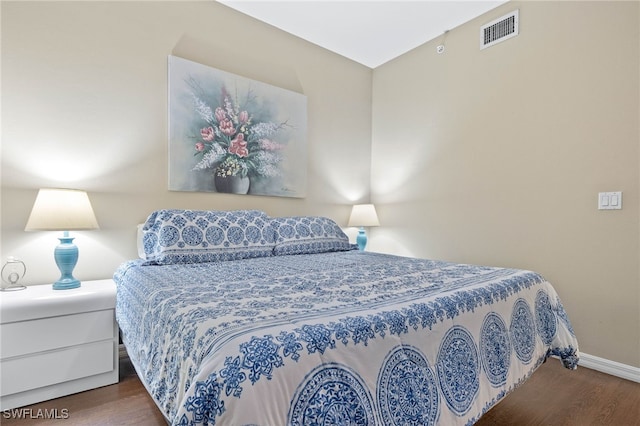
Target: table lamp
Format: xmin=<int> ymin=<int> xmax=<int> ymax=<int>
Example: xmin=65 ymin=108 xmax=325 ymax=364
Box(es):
xmin=25 ymin=188 xmax=99 ymax=290
xmin=348 ymin=204 xmax=380 ymax=251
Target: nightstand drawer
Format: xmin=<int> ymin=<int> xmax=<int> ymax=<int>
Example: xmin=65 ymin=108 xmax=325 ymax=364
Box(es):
xmin=1 ymin=339 xmax=115 ymax=395
xmin=1 ymin=309 xmax=114 ymax=359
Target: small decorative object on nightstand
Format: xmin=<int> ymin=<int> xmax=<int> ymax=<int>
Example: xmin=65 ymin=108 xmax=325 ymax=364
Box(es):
xmin=348 ymin=204 xmax=380 ymax=251
xmin=24 ymin=188 xmax=100 ymax=290
xmin=1 ymin=257 xmax=26 ymax=292
xmin=0 ymin=279 xmax=119 ymax=410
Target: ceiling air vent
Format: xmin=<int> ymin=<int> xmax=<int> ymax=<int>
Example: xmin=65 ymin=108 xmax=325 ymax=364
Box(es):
xmin=480 ymin=10 xmax=519 ymax=50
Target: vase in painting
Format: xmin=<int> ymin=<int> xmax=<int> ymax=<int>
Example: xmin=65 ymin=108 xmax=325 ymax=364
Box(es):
xmin=214 ymin=174 xmax=250 ymax=194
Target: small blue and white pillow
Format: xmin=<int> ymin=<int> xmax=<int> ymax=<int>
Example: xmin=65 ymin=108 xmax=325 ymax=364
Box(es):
xmin=141 ymin=209 xmax=276 ymax=264
xmin=271 ymin=216 xmax=355 ymax=256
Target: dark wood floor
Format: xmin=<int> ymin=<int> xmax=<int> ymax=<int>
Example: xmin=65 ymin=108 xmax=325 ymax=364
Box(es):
xmin=3 ymin=348 xmax=639 ymax=425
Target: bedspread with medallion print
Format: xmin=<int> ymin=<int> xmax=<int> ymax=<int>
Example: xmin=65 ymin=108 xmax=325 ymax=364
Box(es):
xmin=115 ymin=251 xmax=579 ymax=425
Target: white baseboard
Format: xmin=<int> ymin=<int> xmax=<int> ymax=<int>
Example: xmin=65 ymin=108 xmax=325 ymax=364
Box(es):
xmin=579 ymin=352 xmax=640 ymax=383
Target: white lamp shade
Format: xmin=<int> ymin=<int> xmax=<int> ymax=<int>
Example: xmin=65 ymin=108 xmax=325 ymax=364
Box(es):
xmin=25 ymin=188 xmax=100 ymax=231
xmin=348 ymin=204 xmax=380 ymax=227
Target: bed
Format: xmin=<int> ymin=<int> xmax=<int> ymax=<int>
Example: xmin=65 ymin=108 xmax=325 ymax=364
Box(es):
xmin=115 ymin=209 xmax=579 ymax=425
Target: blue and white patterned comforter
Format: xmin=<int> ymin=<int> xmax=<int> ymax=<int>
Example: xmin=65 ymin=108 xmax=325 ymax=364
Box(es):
xmin=114 ymin=251 xmax=579 ymax=425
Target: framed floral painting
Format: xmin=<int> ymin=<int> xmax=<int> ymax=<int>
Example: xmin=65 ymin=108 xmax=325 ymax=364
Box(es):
xmin=168 ymin=56 xmax=307 ymax=197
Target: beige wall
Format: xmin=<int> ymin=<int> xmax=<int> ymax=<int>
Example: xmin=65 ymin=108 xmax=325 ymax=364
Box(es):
xmin=1 ymin=2 xmax=372 ymax=283
xmin=371 ymin=1 xmax=639 ymax=367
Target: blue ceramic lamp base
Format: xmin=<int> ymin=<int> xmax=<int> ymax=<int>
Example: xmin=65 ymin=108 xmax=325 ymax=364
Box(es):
xmin=356 ymin=228 xmax=368 ymax=251
xmin=53 ymin=232 xmax=81 ymax=290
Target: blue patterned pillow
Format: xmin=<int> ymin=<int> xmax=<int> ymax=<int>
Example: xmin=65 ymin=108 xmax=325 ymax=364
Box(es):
xmin=271 ymin=216 xmax=355 ymax=255
xmin=141 ymin=209 xmax=276 ymax=264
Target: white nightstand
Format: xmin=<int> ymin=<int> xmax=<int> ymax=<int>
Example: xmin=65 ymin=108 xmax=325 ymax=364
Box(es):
xmin=0 ymin=279 xmax=119 ymax=410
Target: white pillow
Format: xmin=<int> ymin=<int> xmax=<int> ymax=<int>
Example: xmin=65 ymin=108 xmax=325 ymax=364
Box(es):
xmin=137 ymin=224 xmax=145 ymax=259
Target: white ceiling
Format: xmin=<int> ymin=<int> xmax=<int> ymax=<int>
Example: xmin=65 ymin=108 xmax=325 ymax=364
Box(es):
xmin=218 ymin=1 xmax=508 ymax=68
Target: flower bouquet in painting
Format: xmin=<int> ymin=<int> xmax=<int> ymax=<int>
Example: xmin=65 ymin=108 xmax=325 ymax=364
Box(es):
xmin=168 ymin=55 xmax=307 ymax=197
xmin=191 ymin=91 xmax=288 ymax=195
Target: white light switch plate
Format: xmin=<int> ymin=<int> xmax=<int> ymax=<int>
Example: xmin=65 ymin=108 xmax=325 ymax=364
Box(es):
xmin=598 ymin=192 xmax=622 ymax=210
